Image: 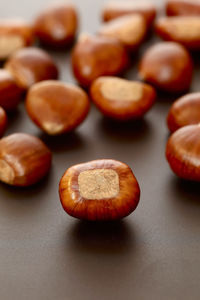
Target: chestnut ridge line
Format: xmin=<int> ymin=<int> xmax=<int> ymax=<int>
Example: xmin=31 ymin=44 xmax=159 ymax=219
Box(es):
xmin=0 ymin=0 xmax=199 ymax=221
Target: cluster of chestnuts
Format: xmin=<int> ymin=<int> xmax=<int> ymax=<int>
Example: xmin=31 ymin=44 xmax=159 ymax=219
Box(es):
xmin=0 ymin=0 xmax=199 ymax=222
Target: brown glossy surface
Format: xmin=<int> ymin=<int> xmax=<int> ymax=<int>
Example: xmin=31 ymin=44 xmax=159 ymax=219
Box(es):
xmin=156 ymin=16 xmax=200 ymax=50
xmin=90 ymin=76 xmax=156 ymax=120
xmin=0 ymin=0 xmax=200 ymax=299
xmin=0 ymin=69 xmax=23 ymax=111
xmin=0 ymin=107 xmax=7 ymax=137
xmin=166 ymin=125 xmax=200 ymax=181
xmin=139 ymin=41 xmax=193 ymax=93
xmin=71 ymin=33 xmax=129 ymax=87
xmin=5 ymin=47 xmax=59 ymax=89
xmin=0 ymin=133 xmax=52 ymax=186
xmin=167 ymin=93 xmax=200 ymax=132
xmin=166 ymin=0 xmax=200 ymax=16
xmin=0 ymin=19 xmax=34 ymax=60
xmin=98 ymin=14 xmax=147 ymax=51
xmin=59 ymin=159 xmax=140 ymax=221
xmin=102 ymin=0 xmax=157 ymax=27
xmin=34 ymin=1 xmax=78 ymax=48
xmin=26 ymin=80 xmax=90 ymax=135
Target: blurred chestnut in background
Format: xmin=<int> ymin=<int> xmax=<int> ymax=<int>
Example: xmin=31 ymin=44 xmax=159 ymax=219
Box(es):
xmin=5 ymin=47 xmax=59 ymax=90
xmin=166 ymin=0 xmax=200 ymax=16
xmin=167 ymin=93 xmax=200 ymax=133
xmin=139 ymin=42 xmax=193 ymax=93
xmin=71 ymin=33 xmax=129 ymax=87
xmin=0 ymin=133 xmax=52 ymax=187
xmin=0 ymin=107 xmax=7 ymax=137
xmin=0 ymin=19 xmax=34 ymax=60
xmin=26 ymin=80 xmax=90 ymax=135
xmin=90 ymin=76 xmax=156 ymax=120
xmin=34 ymin=1 xmax=78 ymax=48
xmin=0 ymin=69 xmax=23 ymax=111
xmin=155 ymin=16 xmax=200 ymax=50
xmin=102 ymin=1 xmax=157 ymax=28
xmin=166 ymin=124 xmax=200 ymax=182
xmin=59 ymin=159 xmax=140 ymax=221
xmin=98 ymin=14 xmax=147 ymax=52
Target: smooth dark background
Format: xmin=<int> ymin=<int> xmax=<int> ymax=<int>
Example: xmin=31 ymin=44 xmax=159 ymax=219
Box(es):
xmin=0 ymin=0 xmax=199 ymax=299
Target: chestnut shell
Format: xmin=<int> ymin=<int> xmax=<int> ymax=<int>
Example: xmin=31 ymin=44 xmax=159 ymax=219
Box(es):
xmin=0 ymin=133 xmax=52 ymax=186
xmin=59 ymin=159 xmax=140 ymax=221
xmin=71 ymin=34 xmax=129 ymax=87
xmin=167 ymin=93 xmax=200 ymax=133
xmin=166 ymin=124 xmax=200 ymax=181
xmin=0 ymin=107 xmax=7 ymax=137
xmin=139 ymin=42 xmax=193 ymax=93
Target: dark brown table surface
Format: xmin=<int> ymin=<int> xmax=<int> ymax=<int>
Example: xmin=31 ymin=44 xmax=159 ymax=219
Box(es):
xmin=0 ymin=0 xmax=200 ymax=299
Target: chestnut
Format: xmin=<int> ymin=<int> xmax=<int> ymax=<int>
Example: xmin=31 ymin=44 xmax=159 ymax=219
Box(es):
xmin=71 ymin=33 xmax=129 ymax=87
xmin=98 ymin=14 xmax=147 ymax=52
xmin=0 ymin=107 xmax=7 ymax=137
xmin=90 ymin=76 xmax=156 ymax=120
xmin=0 ymin=133 xmax=52 ymax=186
xmin=59 ymin=159 xmax=140 ymax=221
xmin=155 ymin=16 xmax=200 ymax=50
xmin=102 ymin=1 xmax=157 ymax=28
xmin=26 ymin=80 xmax=90 ymax=135
xmin=34 ymin=1 xmax=78 ymax=48
xmin=5 ymin=47 xmax=59 ymax=90
xmin=139 ymin=42 xmax=193 ymax=93
xmin=166 ymin=124 xmax=200 ymax=182
xmin=0 ymin=69 xmax=23 ymax=111
xmin=0 ymin=19 xmax=34 ymax=60
xmin=167 ymin=93 xmax=200 ymax=133
xmin=166 ymin=0 xmax=200 ymax=17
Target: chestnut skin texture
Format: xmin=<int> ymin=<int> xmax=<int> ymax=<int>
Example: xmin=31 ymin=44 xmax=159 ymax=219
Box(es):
xmin=0 ymin=133 xmax=52 ymax=187
xmin=34 ymin=2 xmax=78 ymax=48
xmin=71 ymin=34 xmax=129 ymax=87
xmin=26 ymin=80 xmax=90 ymax=135
xmin=166 ymin=0 xmax=200 ymax=17
xmin=0 ymin=69 xmax=23 ymax=111
xmin=167 ymin=93 xmax=200 ymax=133
xmin=90 ymin=76 xmax=156 ymax=121
xmin=166 ymin=124 xmax=200 ymax=182
xmin=155 ymin=16 xmax=200 ymax=50
xmin=5 ymin=47 xmax=59 ymax=90
xmin=0 ymin=107 xmax=7 ymax=137
xmin=0 ymin=19 xmax=34 ymax=60
xmin=139 ymin=42 xmax=193 ymax=93
xmin=98 ymin=14 xmax=147 ymax=51
xmin=59 ymin=159 xmax=140 ymax=221
xmin=102 ymin=1 xmax=157 ymax=28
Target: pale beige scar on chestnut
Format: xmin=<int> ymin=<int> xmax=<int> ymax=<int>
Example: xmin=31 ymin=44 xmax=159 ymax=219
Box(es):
xmin=101 ymin=78 xmax=143 ymax=102
xmin=78 ymin=169 xmax=120 ymax=199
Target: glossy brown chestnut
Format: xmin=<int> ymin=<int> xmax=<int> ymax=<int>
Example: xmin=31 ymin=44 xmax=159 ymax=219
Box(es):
xmin=167 ymin=93 xmax=200 ymax=133
xmin=102 ymin=1 xmax=157 ymax=28
xmin=26 ymin=80 xmax=90 ymax=135
xmin=166 ymin=124 xmax=200 ymax=182
xmin=166 ymin=0 xmax=200 ymax=17
xmin=34 ymin=1 xmax=78 ymax=48
xmin=0 ymin=107 xmax=7 ymax=137
xmin=139 ymin=42 xmax=193 ymax=93
xmin=0 ymin=133 xmax=52 ymax=186
xmin=98 ymin=14 xmax=147 ymax=51
xmin=71 ymin=33 xmax=129 ymax=87
xmin=5 ymin=47 xmax=59 ymax=90
xmin=59 ymin=159 xmax=140 ymax=221
xmin=0 ymin=69 xmax=23 ymax=111
xmin=0 ymin=19 xmax=34 ymax=60
xmin=155 ymin=16 xmax=200 ymax=50
xmin=90 ymin=76 xmax=156 ymax=120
